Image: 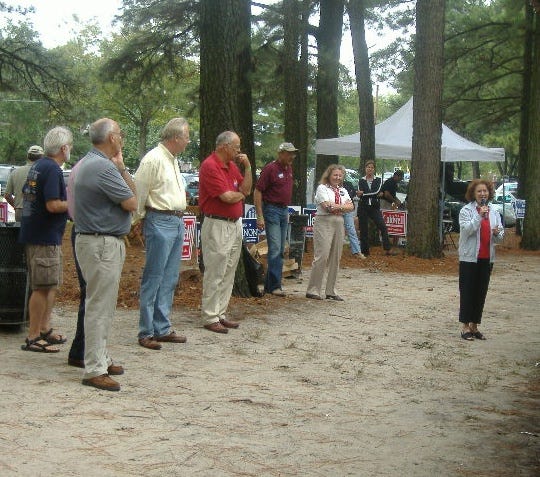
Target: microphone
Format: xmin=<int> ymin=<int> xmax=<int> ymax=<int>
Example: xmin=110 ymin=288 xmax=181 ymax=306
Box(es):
xmin=480 ymin=198 xmax=487 ymax=217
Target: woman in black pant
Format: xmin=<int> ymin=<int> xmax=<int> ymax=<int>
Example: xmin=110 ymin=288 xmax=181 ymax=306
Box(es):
xmin=458 ymin=179 xmax=504 ymax=340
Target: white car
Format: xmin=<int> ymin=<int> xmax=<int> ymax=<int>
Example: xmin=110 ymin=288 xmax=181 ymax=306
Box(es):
xmin=491 ymin=198 xmax=516 ymax=227
xmin=495 ymin=182 xmax=518 ymax=197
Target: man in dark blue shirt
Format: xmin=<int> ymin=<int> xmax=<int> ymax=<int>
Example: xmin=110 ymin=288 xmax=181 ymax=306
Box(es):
xmin=19 ymin=126 xmax=72 ymax=353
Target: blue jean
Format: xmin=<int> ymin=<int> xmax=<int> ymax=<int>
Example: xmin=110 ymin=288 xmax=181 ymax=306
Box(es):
xmin=138 ymin=211 xmax=184 ymax=339
xmin=263 ymin=203 xmax=289 ymax=293
xmin=343 ymin=210 xmax=361 ymax=254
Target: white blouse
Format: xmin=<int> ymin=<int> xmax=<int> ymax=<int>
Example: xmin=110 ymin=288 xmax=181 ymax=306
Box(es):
xmin=314 ymin=184 xmax=351 ymax=215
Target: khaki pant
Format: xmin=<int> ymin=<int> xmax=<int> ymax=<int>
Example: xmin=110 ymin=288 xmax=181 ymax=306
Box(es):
xmin=306 ymin=214 xmax=344 ymax=298
xmin=75 ymin=234 xmax=125 ymax=379
xmin=200 ymin=217 xmax=242 ymax=324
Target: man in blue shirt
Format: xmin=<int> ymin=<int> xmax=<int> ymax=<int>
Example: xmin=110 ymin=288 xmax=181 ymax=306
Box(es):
xmin=19 ymin=126 xmax=72 ymax=353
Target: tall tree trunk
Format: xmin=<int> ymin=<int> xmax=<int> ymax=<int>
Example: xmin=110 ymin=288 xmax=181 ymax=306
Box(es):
xmin=283 ymin=0 xmax=309 ymax=207
xmin=199 ymin=0 xmax=255 ymax=296
xmin=521 ymin=3 xmax=540 ymax=250
xmin=348 ymin=0 xmax=376 ymax=175
xmin=407 ymin=0 xmax=446 ymax=259
xmin=315 ymin=0 xmax=344 ymax=183
xmin=199 ymin=0 xmax=253 ymax=162
xmin=236 ymin=0 xmax=256 ymax=199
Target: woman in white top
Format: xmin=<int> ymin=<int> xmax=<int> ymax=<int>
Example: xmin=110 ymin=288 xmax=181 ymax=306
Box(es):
xmin=306 ymin=164 xmax=354 ymax=301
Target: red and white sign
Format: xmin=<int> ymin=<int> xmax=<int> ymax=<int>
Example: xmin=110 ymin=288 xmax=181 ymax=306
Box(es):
xmin=0 ymin=202 xmax=9 ymax=223
xmin=182 ymin=215 xmax=197 ymax=260
xmin=382 ymin=210 xmax=407 ymax=237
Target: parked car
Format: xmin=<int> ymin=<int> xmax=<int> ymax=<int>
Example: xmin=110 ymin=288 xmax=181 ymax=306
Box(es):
xmin=491 ymin=196 xmax=516 ymax=227
xmin=182 ymin=173 xmax=199 ymax=205
xmin=0 ymin=165 xmax=16 ymax=194
xmin=495 ymin=182 xmax=518 ymax=197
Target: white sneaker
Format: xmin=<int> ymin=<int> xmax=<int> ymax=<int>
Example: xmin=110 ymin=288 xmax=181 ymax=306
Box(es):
xmin=270 ymin=289 xmax=286 ymax=297
xmin=353 ymin=252 xmax=367 ymax=260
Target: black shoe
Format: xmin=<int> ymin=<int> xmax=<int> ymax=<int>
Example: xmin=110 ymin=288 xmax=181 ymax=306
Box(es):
xmin=326 ymin=295 xmax=344 ymax=301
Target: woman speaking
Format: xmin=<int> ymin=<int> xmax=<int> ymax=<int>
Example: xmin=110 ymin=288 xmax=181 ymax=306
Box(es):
xmin=458 ymin=179 xmax=504 ymax=340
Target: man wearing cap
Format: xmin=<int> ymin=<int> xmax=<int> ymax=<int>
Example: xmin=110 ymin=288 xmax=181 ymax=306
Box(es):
xmin=198 ymin=131 xmax=252 ymax=333
xmin=4 ymin=145 xmax=44 ymax=222
xmin=133 ymin=118 xmax=189 ymax=350
xmin=254 ymin=142 xmax=297 ymax=296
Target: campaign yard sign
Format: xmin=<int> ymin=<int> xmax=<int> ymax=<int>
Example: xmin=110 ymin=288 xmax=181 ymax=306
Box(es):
xmin=514 ymin=199 xmax=526 ymax=220
xmin=382 ymin=210 xmax=407 ymax=237
xmin=302 ymin=208 xmax=317 ymax=238
xmin=182 ymin=215 xmax=197 ymax=260
xmin=242 ymin=218 xmax=258 ymax=244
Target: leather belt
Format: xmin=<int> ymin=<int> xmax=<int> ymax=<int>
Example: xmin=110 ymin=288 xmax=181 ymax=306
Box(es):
xmin=264 ymin=201 xmax=287 ymax=208
xmin=78 ymin=232 xmax=126 ymax=239
xmin=204 ymin=214 xmax=239 ymax=223
xmin=145 ymin=206 xmax=184 ymax=217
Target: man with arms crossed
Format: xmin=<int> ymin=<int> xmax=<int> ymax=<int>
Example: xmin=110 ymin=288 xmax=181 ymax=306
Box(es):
xmin=73 ymin=118 xmax=136 ymax=391
xmin=198 ymin=131 xmax=252 ymax=334
xmin=254 ymin=142 xmax=297 ymax=296
xmin=19 ymin=127 xmax=71 ymax=353
xmin=134 ymin=118 xmax=189 ymax=350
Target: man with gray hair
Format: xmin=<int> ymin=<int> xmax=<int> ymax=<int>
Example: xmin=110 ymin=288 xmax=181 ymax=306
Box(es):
xmin=198 ymin=130 xmax=252 ymax=333
xmin=133 ymin=117 xmax=190 ymax=350
xmin=73 ymin=118 xmax=136 ymax=391
xmin=19 ymin=127 xmax=71 ymax=353
xmin=4 ymin=145 xmax=44 ymax=222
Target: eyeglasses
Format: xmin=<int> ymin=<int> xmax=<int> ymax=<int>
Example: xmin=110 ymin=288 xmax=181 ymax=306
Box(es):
xmin=228 ymin=143 xmax=241 ymax=152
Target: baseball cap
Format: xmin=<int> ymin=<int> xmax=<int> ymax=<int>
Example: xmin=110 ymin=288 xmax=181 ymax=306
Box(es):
xmin=278 ymin=142 xmax=298 ymax=152
xmin=27 ymin=145 xmax=44 ymax=155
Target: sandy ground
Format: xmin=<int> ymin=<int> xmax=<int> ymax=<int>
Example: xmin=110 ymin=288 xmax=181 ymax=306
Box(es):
xmin=0 ymin=252 xmax=539 ymax=477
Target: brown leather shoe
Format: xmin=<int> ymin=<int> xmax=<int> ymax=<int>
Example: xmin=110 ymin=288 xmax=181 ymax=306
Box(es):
xmin=68 ymin=358 xmax=85 ymax=368
xmin=82 ymin=374 xmax=120 ymax=392
xmin=138 ymin=337 xmax=162 ymax=350
xmin=203 ymin=322 xmax=228 ymax=334
xmin=219 ymin=318 xmax=240 ymax=329
xmin=155 ymin=330 xmax=187 ymax=343
xmin=107 ymin=363 xmax=124 ymax=375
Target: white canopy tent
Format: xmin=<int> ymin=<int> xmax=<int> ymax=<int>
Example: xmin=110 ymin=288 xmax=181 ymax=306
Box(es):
xmin=314 ymin=97 xmax=505 ymax=163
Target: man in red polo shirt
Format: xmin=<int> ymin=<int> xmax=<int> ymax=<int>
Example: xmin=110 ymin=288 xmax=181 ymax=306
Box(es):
xmin=198 ymin=131 xmax=253 ymax=333
xmin=254 ymin=142 xmax=296 ymax=296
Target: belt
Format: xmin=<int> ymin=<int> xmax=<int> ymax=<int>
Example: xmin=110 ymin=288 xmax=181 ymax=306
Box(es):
xmin=78 ymin=232 xmax=126 ymax=239
xmin=204 ymin=214 xmax=239 ymax=222
xmin=145 ymin=206 xmax=184 ymax=217
xmin=264 ymin=201 xmax=287 ymax=208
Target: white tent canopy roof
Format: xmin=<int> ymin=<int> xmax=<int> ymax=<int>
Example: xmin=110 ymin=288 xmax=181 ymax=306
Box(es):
xmin=315 ymin=97 xmax=505 ymax=162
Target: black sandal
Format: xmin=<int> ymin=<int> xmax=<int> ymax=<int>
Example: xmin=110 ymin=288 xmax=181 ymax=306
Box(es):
xmin=21 ymin=337 xmax=60 ymax=353
xmin=40 ymin=328 xmax=67 ymax=344
xmin=460 ymin=331 xmax=475 ymax=341
xmin=473 ymin=331 xmax=486 ymax=340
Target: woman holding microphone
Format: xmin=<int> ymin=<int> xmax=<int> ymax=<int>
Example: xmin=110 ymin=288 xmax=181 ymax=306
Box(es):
xmin=458 ymin=179 xmax=504 ymax=340
xmin=306 ymin=164 xmax=354 ymax=301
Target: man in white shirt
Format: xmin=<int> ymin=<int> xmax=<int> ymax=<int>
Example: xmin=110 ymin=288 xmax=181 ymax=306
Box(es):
xmin=134 ymin=118 xmax=190 ymax=350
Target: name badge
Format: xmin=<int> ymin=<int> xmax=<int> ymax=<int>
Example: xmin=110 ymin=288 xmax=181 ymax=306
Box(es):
xmin=278 ymin=173 xmax=284 ymax=179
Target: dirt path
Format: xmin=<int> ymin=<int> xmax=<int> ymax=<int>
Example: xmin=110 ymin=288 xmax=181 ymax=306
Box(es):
xmin=0 ymin=255 xmax=538 ymax=476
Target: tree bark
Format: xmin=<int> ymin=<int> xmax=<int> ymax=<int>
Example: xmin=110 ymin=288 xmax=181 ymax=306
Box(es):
xmin=199 ymin=0 xmax=253 ymax=163
xmin=348 ymin=0 xmax=376 ymax=175
xmin=407 ymin=0 xmax=446 ymax=258
xmin=315 ymin=0 xmax=344 ymax=183
xmin=521 ymin=4 xmax=540 ymax=249
xmin=199 ymin=0 xmax=255 ymax=296
xmin=283 ymin=0 xmax=309 ymax=207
